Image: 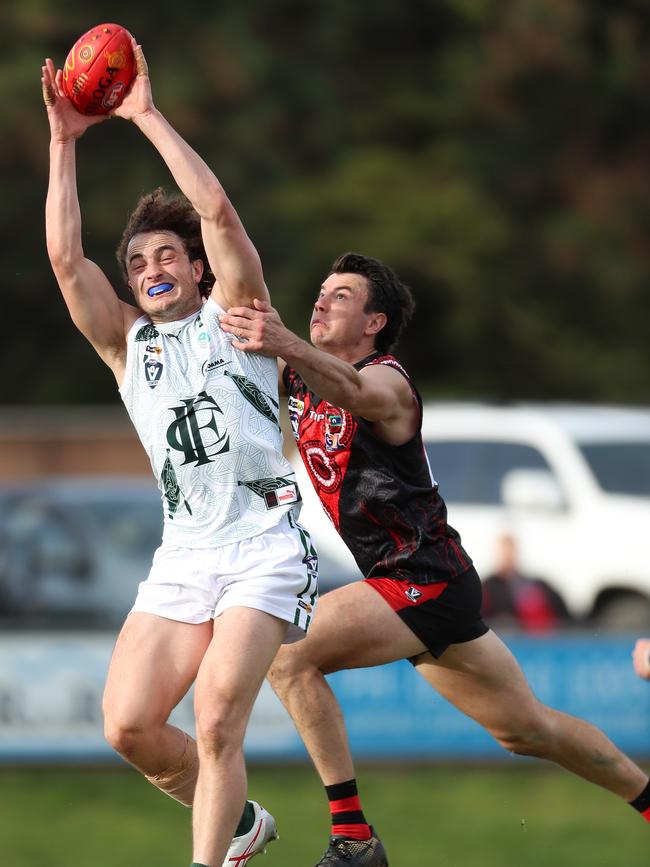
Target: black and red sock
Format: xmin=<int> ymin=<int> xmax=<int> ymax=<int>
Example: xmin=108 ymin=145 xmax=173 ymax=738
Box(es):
xmin=325 ymin=779 xmax=372 ymax=841
xmin=629 ymin=778 xmax=650 ymax=823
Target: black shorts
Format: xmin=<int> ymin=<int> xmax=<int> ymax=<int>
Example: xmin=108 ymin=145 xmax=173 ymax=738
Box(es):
xmin=365 ymin=566 xmax=488 ymax=660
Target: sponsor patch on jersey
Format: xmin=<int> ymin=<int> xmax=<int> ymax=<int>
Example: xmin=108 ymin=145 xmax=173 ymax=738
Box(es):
xmin=264 ymin=483 xmax=299 ymax=509
xmin=405 ymin=585 xmax=423 ymax=603
xmin=240 ymin=477 xmax=302 ymax=509
xmin=201 ymin=357 xmax=229 ymax=376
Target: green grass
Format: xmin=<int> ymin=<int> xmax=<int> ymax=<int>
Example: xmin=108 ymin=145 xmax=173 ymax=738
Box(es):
xmin=1 ymin=762 xmax=648 ymax=866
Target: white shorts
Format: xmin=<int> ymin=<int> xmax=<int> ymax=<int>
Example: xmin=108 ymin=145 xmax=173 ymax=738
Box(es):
xmin=131 ymin=513 xmax=318 ymax=642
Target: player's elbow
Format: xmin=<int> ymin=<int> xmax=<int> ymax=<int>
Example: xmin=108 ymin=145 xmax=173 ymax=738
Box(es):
xmin=47 ymin=247 xmax=83 ymax=286
xmin=195 ymin=179 xmax=233 ymax=224
xmin=47 ymin=242 xmax=83 ymax=278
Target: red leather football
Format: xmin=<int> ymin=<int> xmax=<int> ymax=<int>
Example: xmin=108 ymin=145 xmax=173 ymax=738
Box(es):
xmin=62 ymin=23 xmax=135 ymax=115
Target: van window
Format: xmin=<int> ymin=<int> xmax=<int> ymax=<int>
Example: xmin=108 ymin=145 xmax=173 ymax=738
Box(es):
xmin=578 ymin=442 xmax=650 ymax=497
xmin=0 ymin=487 xmax=162 ymax=629
xmin=425 ymin=440 xmax=551 ymax=504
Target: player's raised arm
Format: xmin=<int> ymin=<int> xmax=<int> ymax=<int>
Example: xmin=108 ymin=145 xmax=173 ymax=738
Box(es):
xmin=113 ymin=42 xmax=268 ymax=311
xmin=43 ymin=58 xmax=139 ymax=377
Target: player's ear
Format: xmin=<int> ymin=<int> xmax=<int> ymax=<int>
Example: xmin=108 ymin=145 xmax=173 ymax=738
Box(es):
xmin=192 ymin=259 xmax=204 ymax=284
xmin=366 ymin=311 xmax=387 ymax=336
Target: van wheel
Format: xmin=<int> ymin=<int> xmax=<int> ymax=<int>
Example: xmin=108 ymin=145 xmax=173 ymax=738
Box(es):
xmin=594 ymin=594 xmax=650 ymax=631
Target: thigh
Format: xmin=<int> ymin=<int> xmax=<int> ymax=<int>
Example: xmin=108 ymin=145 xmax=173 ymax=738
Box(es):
xmin=103 ymin=612 xmax=213 ymax=726
xmin=194 ymin=606 xmax=287 ymax=723
xmin=215 ymin=514 xmax=318 ymax=644
xmin=274 ymin=581 xmax=428 ymax=674
xmin=415 ymin=629 xmax=542 ymax=733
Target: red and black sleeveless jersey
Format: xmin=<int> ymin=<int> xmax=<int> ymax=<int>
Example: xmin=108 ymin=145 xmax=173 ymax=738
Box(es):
xmin=283 ymin=352 xmax=472 ymax=584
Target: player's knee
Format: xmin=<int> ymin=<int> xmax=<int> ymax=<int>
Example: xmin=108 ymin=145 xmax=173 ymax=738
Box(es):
xmin=267 ymin=645 xmax=315 ymax=698
xmin=491 ymin=717 xmax=550 ymax=758
xmin=103 ymin=716 xmax=150 ymax=760
xmin=195 ymin=702 xmax=244 ymax=758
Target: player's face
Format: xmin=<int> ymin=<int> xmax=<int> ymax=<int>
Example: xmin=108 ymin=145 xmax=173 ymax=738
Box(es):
xmin=126 ymin=231 xmax=204 ymax=322
xmin=310 ymin=272 xmax=379 ymax=356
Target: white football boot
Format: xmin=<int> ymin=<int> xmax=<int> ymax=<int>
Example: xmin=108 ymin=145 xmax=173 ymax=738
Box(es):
xmin=221 ymin=800 xmax=278 ymax=866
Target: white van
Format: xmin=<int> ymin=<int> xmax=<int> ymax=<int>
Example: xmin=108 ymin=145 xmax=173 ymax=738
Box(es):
xmin=293 ymin=402 xmax=650 ymax=629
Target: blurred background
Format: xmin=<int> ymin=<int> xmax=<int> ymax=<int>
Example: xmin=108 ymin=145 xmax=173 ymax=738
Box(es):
xmin=1 ymin=2 xmax=649 ymax=865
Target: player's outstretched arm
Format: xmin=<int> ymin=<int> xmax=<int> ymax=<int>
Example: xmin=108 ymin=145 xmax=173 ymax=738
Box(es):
xmin=114 ymin=42 xmax=268 ymax=312
xmin=219 ymin=300 xmax=416 ymax=432
xmin=43 ymin=59 xmax=139 ymax=377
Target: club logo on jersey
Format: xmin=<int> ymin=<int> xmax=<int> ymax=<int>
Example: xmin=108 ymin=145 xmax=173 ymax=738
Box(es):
xmin=166 ymin=391 xmax=230 ymax=466
xmin=405 ymin=586 xmax=423 ymax=603
xmin=144 ymin=358 xmax=163 ymax=388
xmin=325 ymin=411 xmax=345 ymax=451
xmin=321 ymin=404 xmax=354 ymax=453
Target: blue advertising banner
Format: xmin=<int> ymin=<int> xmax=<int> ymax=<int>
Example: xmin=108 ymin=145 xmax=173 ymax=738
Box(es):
xmin=0 ymin=633 xmax=647 ymax=761
xmin=328 ymin=634 xmax=650 ymax=759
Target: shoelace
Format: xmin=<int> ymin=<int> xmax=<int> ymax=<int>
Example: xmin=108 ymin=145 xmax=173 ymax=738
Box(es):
xmin=319 ymin=836 xmax=377 ymax=865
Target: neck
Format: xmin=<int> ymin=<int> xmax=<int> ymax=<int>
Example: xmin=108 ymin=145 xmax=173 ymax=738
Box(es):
xmin=318 ymin=342 xmax=380 ymax=366
xmin=147 ymin=299 xmax=203 ymax=324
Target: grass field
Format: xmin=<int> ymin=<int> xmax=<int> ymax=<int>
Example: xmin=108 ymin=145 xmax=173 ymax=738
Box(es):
xmin=2 ymin=762 xmax=648 ymax=866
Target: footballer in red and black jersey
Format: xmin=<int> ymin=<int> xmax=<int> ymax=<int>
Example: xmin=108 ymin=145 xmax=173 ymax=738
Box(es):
xmin=283 ymin=351 xmax=472 ymax=586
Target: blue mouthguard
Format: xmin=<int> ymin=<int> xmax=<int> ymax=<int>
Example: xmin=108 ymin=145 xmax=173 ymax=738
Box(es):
xmin=148 ymin=283 xmax=173 ymax=297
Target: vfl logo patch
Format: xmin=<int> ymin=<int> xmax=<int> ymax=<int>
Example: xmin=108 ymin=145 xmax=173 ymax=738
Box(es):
xmin=144 ymin=359 xmax=163 ymax=388
xmin=405 ymin=586 xmax=423 ymax=603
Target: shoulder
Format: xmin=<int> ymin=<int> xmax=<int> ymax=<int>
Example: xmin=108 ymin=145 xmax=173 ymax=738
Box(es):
xmin=360 ymin=355 xmax=421 ymax=413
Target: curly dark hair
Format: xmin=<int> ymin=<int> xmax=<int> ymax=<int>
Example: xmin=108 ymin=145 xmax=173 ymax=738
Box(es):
xmin=329 ymin=252 xmax=415 ymax=354
xmin=115 ymin=187 xmax=214 ymax=297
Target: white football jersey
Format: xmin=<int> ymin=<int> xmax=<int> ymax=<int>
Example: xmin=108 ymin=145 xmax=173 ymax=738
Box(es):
xmin=120 ymin=296 xmax=301 ymax=547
